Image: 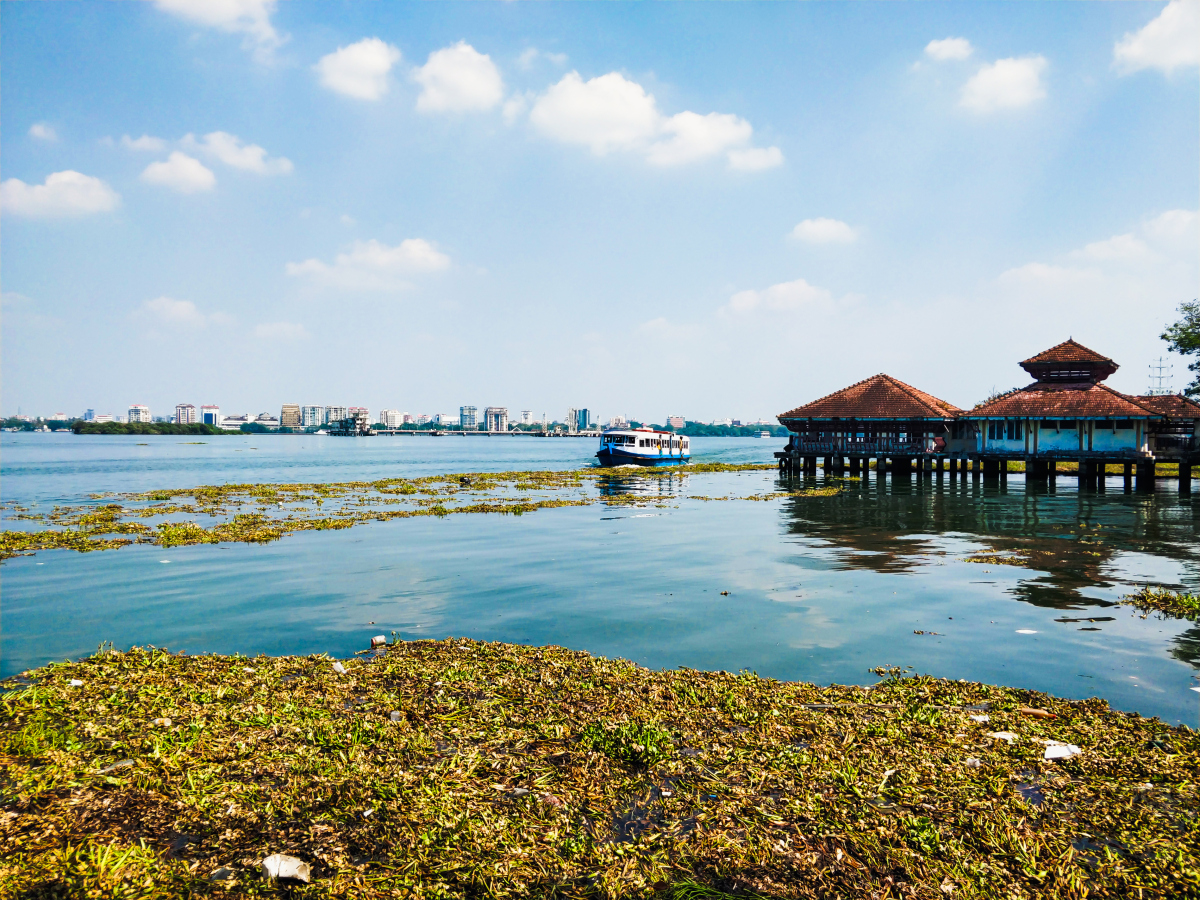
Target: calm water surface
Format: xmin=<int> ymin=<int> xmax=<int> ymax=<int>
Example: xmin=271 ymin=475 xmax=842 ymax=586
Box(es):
xmin=4 ymin=432 xmax=1200 ymax=724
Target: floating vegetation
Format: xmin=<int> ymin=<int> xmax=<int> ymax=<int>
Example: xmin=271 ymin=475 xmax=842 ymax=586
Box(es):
xmin=1 ymin=641 xmax=1196 ymax=897
xmin=1119 ymin=586 xmax=1200 ymax=621
xmin=0 ymin=465 xmax=819 ymax=562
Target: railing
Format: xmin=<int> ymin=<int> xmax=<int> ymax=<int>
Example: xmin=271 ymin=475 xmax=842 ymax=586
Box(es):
xmin=786 ymin=439 xmax=932 ymax=455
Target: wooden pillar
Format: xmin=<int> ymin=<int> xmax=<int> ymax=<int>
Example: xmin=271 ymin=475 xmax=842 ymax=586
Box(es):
xmin=1136 ymin=460 xmax=1155 ymax=492
xmin=972 ymin=457 xmax=981 ymax=481
xmin=823 ymin=456 xmax=832 ymax=474
xmin=850 ymin=457 xmax=861 ymax=475
xmin=1180 ymin=461 xmax=1192 ymax=494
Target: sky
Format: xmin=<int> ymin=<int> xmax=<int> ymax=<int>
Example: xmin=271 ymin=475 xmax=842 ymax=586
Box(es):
xmin=2 ymin=1 xmax=1198 ymax=423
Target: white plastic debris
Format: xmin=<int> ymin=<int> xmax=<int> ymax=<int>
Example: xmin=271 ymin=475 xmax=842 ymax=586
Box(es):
xmin=1015 ymin=629 xmax=1038 ymax=635
xmin=508 ymin=787 xmax=530 ymax=798
xmin=152 ymin=717 xmax=172 ymax=727
xmin=99 ymin=759 xmax=134 ymax=774
xmin=969 ymin=714 xmax=990 ymax=723
xmin=208 ymin=867 xmax=235 ymax=882
xmin=243 ymin=667 xmax=255 ymax=674
xmin=332 ymin=662 xmax=346 ymax=674
xmin=965 ymin=758 xmax=982 ymax=768
xmin=987 ymin=731 xmax=1018 ymax=743
xmin=371 ymin=635 xmax=386 ymax=647
xmin=261 ymin=854 xmax=311 ymax=883
xmin=362 ymin=808 xmax=374 ymax=818
xmin=1043 ymin=742 xmax=1082 ymax=760
xmin=69 ymin=679 xmax=84 ymax=687
xmin=389 ymin=710 xmax=403 ymax=723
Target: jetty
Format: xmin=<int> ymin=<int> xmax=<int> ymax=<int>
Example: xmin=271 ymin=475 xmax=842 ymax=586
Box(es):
xmin=775 ymin=340 xmax=1200 ymax=492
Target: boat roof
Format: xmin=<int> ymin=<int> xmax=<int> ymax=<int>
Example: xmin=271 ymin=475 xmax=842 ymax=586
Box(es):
xmin=602 ymin=427 xmax=680 ymax=436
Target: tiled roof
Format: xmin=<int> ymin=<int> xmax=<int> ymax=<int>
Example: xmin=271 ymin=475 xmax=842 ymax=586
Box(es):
xmin=1020 ymin=339 xmax=1115 ymax=367
xmin=1134 ymin=394 xmax=1200 ymax=419
xmin=778 ymin=374 xmax=961 ymax=421
xmin=966 ymin=382 xmax=1159 ymax=418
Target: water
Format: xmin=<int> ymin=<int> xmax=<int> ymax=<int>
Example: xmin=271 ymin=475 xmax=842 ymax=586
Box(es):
xmin=4 ymin=432 xmax=1200 ymax=724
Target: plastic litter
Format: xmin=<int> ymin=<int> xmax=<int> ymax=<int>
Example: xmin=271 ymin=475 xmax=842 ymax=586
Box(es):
xmin=332 ymin=662 xmax=346 ymax=675
xmin=152 ymin=717 xmax=173 ymax=727
xmin=371 ymin=635 xmax=387 ymax=647
xmin=261 ymin=854 xmax=311 ymax=883
xmin=969 ymin=714 xmax=990 ymax=723
xmin=987 ymin=731 xmax=1018 ymax=743
xmin=508 ymin=787 xmax=531 ymax=798
xmin=1017 ymin=706 xmax=1054 ymax=719
xmin=1043 ymin=742 xmax=1082 ymax=760
xmin=965 ymin=758 xmax=982 ymax=768
xmin=99 ymin=759 xmax=134 ymax=774
xmin=208 ymin=867 xmax=236 ymax=882
xmin=362 ymin=808 xmax=374 ymax=818
xmin=389 ymin=710 xmax=403 ymax=723
xmin=69 ymin=679 xmax=83 ymax=687
xmin=243 ymin=667 xmax=255 ymax=674
xmin=1015 ymin=629 xmax=1038 ymax=635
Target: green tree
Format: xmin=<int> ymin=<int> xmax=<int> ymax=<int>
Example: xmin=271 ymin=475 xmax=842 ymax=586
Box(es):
xmin=1161 ymin=300 xmax=1200 ymax=396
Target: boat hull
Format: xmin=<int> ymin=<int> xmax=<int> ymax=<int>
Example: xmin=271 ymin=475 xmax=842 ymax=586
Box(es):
xmin=596 ymin=448 xmax=690 ymax=467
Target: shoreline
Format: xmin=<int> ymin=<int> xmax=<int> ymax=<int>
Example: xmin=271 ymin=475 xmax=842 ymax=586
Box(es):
xmin=3 ymin=640 xmax=1196 ymax=897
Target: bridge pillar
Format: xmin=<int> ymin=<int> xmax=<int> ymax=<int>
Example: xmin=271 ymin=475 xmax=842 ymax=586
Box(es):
xmin=1136 ymin=460 xmax=1156 ymax=492
xmin=1180 ymin=461 xmax=1192 ymax=494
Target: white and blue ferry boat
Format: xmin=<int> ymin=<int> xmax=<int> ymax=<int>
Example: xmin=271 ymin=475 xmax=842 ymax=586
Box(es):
xmin=596 ymin=428 xmax=690 ymax=467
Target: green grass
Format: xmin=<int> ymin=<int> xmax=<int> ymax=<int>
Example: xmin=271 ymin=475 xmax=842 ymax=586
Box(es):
xmin=2 ymin=641 xmax=1197 ymax=898
xmin=1121 ymin=586 xmax=1200 ymax=620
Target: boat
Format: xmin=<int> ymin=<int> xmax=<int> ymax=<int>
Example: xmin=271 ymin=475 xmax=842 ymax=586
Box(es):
xmin=596 ymin=428 xmax=691 ymax=467
xmin=755 ymin=430 xmax=772 ymax=438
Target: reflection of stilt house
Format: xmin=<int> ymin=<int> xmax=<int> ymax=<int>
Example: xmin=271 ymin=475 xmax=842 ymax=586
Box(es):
xmin=775 ymin=339 xmax=1200 ymax=491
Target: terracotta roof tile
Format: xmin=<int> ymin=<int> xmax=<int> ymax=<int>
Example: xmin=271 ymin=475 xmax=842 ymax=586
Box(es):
xmin=778 ymin=374 xmax=961 ymax=421
xmin=1133 ymin=394 xmax=1200 ymax=419
xmin=1020 ymin=339 xmax=1115 ymax=366
xmin=967 ymin=383 xmax=1158 ymax=418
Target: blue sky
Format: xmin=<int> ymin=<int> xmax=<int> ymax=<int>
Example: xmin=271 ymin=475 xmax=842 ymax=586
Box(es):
xmin=3 ymin=1 xmax=1197 ymax=423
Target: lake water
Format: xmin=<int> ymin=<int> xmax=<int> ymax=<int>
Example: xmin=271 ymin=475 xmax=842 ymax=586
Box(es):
xmin=4 ymin=432 xmax=1200 ymax=725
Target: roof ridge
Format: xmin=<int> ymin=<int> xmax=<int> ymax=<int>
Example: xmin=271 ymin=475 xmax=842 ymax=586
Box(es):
xmin=1095 ymin=382 xmax=1160 ymax=415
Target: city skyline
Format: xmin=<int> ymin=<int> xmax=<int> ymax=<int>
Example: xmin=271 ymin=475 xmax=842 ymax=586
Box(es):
xmin=3 ymin=2 xmax=1197 ymax=421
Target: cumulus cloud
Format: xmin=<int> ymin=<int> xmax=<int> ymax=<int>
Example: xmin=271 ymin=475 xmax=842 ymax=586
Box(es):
xmin=529 ymin=70 xmax=779 ymax=169
xmin=997 ymin=262 xmax=1103 ymax=288
xmin=791 ymin=218 xmax=858 ymax=244
xmin=316 ymin=38 xmax=401 ymax=100
xmin=254 ymin=321 xmax=309 ymax=340
xmin=413 ymin=42 xmax=504 ymax=112
xmin=151 ymin=0 xmax=283 ymax=59
xmin=121 ymin=134 xmax=167 ymax=151
xmin=1143 ymin=208 xmax=1198 ymax=242
xmin=1 ymin=170 xmax=120 ymax=218
xmin=960 ymin=55 xmax=1048 ymax=112
xmin=29 ymin=123 xmax=57 ymax=141
xmin=1072 ymin=233 xmax=1156 ymax=263
xmin=925 ymin=37 xmax=973 ymax=61
xmin=1114 ymin=0 xmax=1199 ymax=75
xmin=182 ymin=131 xmax=292 ymax=174
xmin=286 ymin=238 xmax=451 ymax=290
xmin=139 ymin=296 xmax=208 ymax=328
xmin=140 ymin=152 xmax=216 ymax=193
xmin=727 ymin=146 xmax=784 ymax=171
xmin=723 ymin=278 xmax=834 ymax=315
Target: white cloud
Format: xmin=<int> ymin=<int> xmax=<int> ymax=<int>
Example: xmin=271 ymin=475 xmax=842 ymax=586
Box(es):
xmin=925 ymin=37 xmax=974 ymax=61
xmin=140 ymin=152 xmax=217 ymax=193
xmin=791 ymin=217 xmax=858 ymax=244
xmin=998 ymin=262 xmax=1103 ymax=288
xmin=960 ymin=55 xmax=1048 ymax=112
xmin=182 ymin=131 xmax=292 ymax=174
xmin=727 ymin=146 xmax=784 ymax=172
xmin=29 ymin=123 xmax=57 ymax=141
xmin=139 ymin=296 xmax=208 ymax=328
xmin=502 ymin=92 xmax=532 ymax=125
xmin=285 ymin=238 xmax=451 ymax=290
xmin=723 ymin=278 xmax=834 ymax=315
xmin=1 ymin=170 xmax=120 ymax=218
xmin=121 ymin=134 xmax=167 ymax=151
xmin=1114 ymin=0 xmax=1200 ymax=75
xmin=1143 ymin=208 xmax=1198 ymax=242
xmin=151 ymin=0 xmax=282 ymax=59
xmin=315 ymin=38 xmax=401 ymax=101
xmin=517 ymin=48 xmax=567 ymax=70
xmin=1073 ymin=233 xmax=1156 ymax=263
xmin=529 ymin=70 xmax=779 ymax=168
xmin=413 ymin=42 xmax=504 ymax=112
xmin=254 ymin=321 xmax=309 ymax=340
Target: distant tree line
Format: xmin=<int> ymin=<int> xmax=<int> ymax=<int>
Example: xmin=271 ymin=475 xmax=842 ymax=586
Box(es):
xmin=73 ymin=421 xmax=227 ymax=436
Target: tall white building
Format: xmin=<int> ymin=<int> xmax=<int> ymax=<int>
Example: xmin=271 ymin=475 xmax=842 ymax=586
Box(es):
xmin=402 ymin=413 xmax=415 ymax=424
xmin=435 ymin=413 xmax=459 ymax=426
xmin=175 ymin=403 xmax=197 ymax=424
xmin=459 ymin=406 xmax=477 ymax=429
xmin=200 ymin=405 xmax=221 ymax=426
xmin=484 ymin=407 xmax=508 ymax=432
xmin=325 ymin=406 xmax=348 ymax=423
xmin=520 ymin=410 xmax=533 ymax=425
xmin=379 ymin=409 xmax=402 ymax=428
xmin=301 ymin=406 xmax=325 ymax=427
xmin=128 ymin=404 xmax=151 ymax=423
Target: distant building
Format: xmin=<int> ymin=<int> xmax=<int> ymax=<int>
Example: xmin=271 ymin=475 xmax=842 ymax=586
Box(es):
xmin=128 ymin=404 xmax=151 ymax=423
xmin=219 ymin=414 xmax=250 ymax=430
xmin=520 ymin=410 xmax=534 ymax=425
xmin=379 ymin=409 xmax=402 ymax=428
xmin=201 ymin=405 xmax=221 ymax=426
xmin=93 ymin=414 xmax=114 ymax=423
xmin=485 ymin=406 xmax=508 ymax=432
xmin=301 ymin=405 xmax=325 ymax=428
xmin=415 ymin=414 xmax=431 ymax=425
xmin=326 ymin=406 xmax=348 ymax=423
xmin=83 ymin=409 xmax=96 ymax=421
xmin=460 ymin=406 xmax=477 ymax=429
xmin=608 ymin=415 xmax=627 ymax=428
xmin=402 ymin=413 xmax=415 ymax=424
xmin=176 ymin=403 xmax=197 ymax=425
xmin=713 ymin=418 xmax=732 ymax=427
xmin=667 ymin=415 xmax=685 ymax=430
xmin=255 ymin=413 xmax=281 ymax=428
xmin=435 ymin=413 xmax=459 ymax=426
xmin=280 ymin=404 xmax=301 ymax=429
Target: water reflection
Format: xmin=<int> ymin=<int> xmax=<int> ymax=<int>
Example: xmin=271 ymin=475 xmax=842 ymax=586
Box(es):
xmin=776 ymin=470 xmax=1200 ymax=665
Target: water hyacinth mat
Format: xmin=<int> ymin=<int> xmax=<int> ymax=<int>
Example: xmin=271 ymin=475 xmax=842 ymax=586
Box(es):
xmin=1 ymin=641 xmax=1197 ymax=898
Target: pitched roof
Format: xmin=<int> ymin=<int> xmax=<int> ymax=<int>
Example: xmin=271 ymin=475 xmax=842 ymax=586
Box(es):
xmin=1134 ymin=394 xmax=1200 ymax=419
xmin=967 ymin=382 xmax=1159 ymax=418
xmin=1020 ymin=339 xmax=1115 ymax=367
xmin=777 ymin=374 xmax=961 ymax=421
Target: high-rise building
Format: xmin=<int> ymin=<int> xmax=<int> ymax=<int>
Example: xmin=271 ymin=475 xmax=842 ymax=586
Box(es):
xmin=280 ymin=404 xmax=301 ymax=429
xmin=326 ymin=406 xmax=348 ymax=423
xmin=415 ymin=414 xmax=431 ymax=425
xmin=435 ymin=413 xmax=459 ymax=426
xmin=301 ymin=406 xmax=325 ymax=428
xmin=83 ymin=409 xmax=96 ymax=421
xmin=379 ymin=409 xmax=402 ymax=428
xmin=201 ymin=405 xmax=221 ymax=426
xmin=608 ymin=415 xmax=627 ymax=428
xmin=459 ymin=406 xmax=477 ymax=429
xmin=567 ymin=408 xmax=591 ymax=433
xmin=484 ymin=407 xmax=508 ymax=432
xmin=667 ymin=415 xmax=685 ymax=430
xmin=176 ymin=403 xmax=197 ymax=424
xmin=520 ymin=410 xmax=533 ymax=425
xmin=128 ymin=404 xmax=151 ymax=423
xmin=402 ymin=413 xmax=415 ymax=424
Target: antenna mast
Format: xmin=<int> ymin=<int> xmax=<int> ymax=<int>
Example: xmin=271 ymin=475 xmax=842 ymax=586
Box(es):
xmin=1147 ymin=357 xmax=1174 ymax=396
